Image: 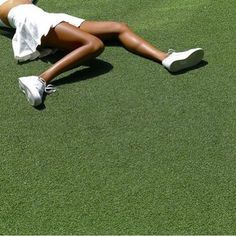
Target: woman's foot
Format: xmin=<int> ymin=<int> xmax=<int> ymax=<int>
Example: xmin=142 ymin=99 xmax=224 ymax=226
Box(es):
xmin=18 ymin=76 xmax=55 ymax=106
xmin=162 ymin=48 xmax=204 ymax=72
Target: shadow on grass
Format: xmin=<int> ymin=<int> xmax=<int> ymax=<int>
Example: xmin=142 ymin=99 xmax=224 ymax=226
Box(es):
xmin=31 ymin=56 xmax=208 ymax=111
xmin=51 ymin=58 xmax=113 ymax=86
xmin=0 ymin=27 xmax=15 ymax=39
xmin=35 ymin=56 xmax=113 ymax=111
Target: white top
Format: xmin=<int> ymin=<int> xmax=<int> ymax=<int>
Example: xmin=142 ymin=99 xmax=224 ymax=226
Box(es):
xmin=0 ymin=0 xmax=34 ymax=27
xmin=7 ymin=3 xmax=85 ymax=61
xmin=0 ymin=0 xmax=8 ymax=5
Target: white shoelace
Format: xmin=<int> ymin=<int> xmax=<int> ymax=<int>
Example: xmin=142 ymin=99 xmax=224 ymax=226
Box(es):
xmin=168 ymin=49 xmax=175 ymax=55
xmin=39 ymin=78 xmax=56 ymax=94
xmin=45 ymin=84 xmax=56 ymax=94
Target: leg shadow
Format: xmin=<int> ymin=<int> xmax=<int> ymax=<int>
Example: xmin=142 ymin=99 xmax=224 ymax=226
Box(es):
xmin=34 ymin=57 xmax=113 ymax=110
xmin=51 ymin=58 xmax=113 ymax=86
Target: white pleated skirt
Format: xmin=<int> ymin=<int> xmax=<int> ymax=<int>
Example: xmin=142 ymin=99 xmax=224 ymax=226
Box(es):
xmin=8 ymin=4 xmax=85 ymax=62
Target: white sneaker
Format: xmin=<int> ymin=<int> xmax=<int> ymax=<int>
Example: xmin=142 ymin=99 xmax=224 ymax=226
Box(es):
xmin=18 ymin=76 xmax=46 ymax=106
xmin=162 ymin=48 xmax=204 ymax=73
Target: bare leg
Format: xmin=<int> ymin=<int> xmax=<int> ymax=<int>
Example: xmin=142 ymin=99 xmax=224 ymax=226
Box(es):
xmin=80 ymin=21 xmax=168 ymax=62
xmin=39 ymin=22 xmax=104 ymax=84
xmin=40 ymin=21 xmax=167 ymax=84
xmin=18 ymin=21 xmax=203 ymax=106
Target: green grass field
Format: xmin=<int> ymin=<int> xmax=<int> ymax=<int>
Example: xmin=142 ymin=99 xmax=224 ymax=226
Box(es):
xmin=0 ymin=0 xmax=236 ymax=234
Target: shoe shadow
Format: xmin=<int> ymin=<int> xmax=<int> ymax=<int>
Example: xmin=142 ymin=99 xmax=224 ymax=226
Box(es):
xmin=169 ymin=60 xmax=208 ymax=75
xmin=34 ymin=57 xmax=113 ymax=111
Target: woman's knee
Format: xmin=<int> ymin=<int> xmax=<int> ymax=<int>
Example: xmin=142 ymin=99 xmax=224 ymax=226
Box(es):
xmin=86 ymin=36 xmax=105 ymax=54
xmin=113 ymin=22 xmax=130 ymax=34
xmin=42 ymin=22 xmax=105 ymax=53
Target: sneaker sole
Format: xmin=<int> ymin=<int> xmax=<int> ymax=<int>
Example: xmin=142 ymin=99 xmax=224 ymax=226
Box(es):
xmin=19 ymin=78 xmax=42 ymax=106
xmin=169 ymin=48 xmax=204 ymax=73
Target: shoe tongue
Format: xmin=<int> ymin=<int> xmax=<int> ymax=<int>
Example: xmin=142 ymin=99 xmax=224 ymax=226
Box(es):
xmin=39 ymin=77 xmax=47 ymax=85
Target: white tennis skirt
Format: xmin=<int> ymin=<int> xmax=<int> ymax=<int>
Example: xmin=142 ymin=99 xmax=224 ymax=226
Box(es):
xmin=8 ymin=4 xmax=85 ymax=62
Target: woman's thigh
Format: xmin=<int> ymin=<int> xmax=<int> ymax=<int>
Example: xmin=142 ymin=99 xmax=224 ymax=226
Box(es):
xmin=80 ymin=21 xmax=126 ymax=40
xmin=41 ymin=22 xmax=100 ymax=51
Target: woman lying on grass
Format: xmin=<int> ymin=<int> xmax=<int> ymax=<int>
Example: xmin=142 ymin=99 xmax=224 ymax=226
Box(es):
xmin=0 ymin=0 xmax=204 ymax=107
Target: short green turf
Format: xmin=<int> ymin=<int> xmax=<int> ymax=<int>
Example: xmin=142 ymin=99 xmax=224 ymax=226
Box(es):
xmin=0 ymin=0 xmax=236 ymax=234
